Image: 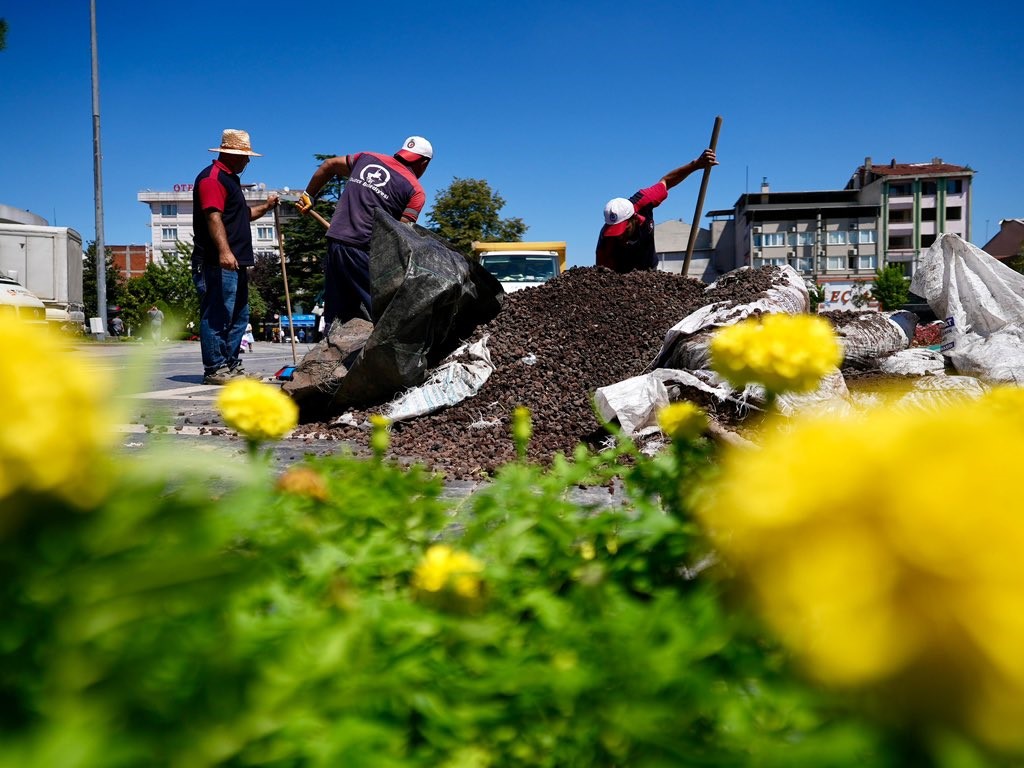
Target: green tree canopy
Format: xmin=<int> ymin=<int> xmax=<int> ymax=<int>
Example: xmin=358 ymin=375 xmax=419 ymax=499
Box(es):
xmin=0 ymin=19 xmax=8 ymax=51
xmin=1004 ymin=241 xmax=1024 ymax=275
xmin=83 ymin=241 xmax=127 ymax=320
xmin=426 ymin=178 xmax=527 ymax=257
xmin=871 ymin=264 xmax=911 ymax=311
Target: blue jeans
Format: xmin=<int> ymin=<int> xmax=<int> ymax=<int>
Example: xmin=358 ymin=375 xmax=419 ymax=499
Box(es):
xmin=325 ymin=238 xmax=372 ymax=326
xmin=198 ymin=265 xmax=249 ymax=375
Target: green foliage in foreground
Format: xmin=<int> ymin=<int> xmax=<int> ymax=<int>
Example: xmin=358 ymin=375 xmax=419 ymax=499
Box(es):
xmin=0 ymin=436 xmax=1013 ymax=767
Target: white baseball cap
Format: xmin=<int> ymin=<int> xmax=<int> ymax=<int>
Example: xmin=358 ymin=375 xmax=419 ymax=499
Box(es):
xmin=603 ymin=198 xmax=635 ymax=233
xmin=397 ymin=136 xmax=433 ymax=160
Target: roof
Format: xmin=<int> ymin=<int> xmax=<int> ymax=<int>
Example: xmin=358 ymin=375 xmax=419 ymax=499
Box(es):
xmin=863 ymin=161 xmax=971 ymax=177
xmin=981 ymin=218 xmax=1024 ymax=260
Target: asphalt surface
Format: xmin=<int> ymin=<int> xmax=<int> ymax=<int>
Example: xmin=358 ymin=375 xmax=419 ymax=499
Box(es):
xmin=79 ymin=337 xmax=367 ymax=467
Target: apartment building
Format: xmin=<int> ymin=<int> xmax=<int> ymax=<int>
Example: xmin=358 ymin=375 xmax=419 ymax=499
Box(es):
xmin=138 ymin=182 xmax=298 ymax=264
xmin=688 ymin=158 xmax=974 ymax=305
xmin=846 ymin=157 xmax=973 ymax=276
xmin=711 ymin=178 xmax=882 ymax=282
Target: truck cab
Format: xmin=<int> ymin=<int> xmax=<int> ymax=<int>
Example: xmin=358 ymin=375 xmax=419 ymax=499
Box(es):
xmin=472 ymin=241 xmax=567 ymax=293
xmin=0 ymin=274 xmax=47 ymax=323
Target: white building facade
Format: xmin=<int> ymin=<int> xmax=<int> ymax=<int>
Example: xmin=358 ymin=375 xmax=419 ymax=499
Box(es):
xmin=138 ymin=182 xmax=297 ymax=264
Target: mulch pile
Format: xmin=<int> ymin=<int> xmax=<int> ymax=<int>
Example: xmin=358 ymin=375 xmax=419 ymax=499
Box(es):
xmin=294 ymin=265 xmax=781 ymax=479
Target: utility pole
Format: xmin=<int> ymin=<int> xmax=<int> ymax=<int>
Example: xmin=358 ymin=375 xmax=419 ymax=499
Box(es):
xmin=90 ymin=0 xmax=107 ymax=339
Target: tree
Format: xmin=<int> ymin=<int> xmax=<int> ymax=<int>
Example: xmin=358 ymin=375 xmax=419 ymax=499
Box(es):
xmin=871 ymin=264 xmax=910 ymax=311
xmin=0 ymin=19 xmax=8 ymax=51
xmin=113 ymin=245 xmax=197 ymax=337
xmin=1004 ymin=241 xmax=1024 ymax=275
xmin=82 ymin=241 xmax=126 ymax=321
xmin=426 ymin=178 xmax=527 ymax=257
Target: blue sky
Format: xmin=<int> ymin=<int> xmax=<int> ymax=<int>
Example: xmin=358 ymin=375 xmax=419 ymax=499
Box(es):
xmin=1 ymin=1 xmax=1021 ymax=268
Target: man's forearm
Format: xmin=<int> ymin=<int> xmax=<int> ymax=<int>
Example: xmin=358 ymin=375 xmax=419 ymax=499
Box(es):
xmin=661 ymin=160 xmax=700 ymax=190
xmin=250 ymin=200 xmax=274 ymax=220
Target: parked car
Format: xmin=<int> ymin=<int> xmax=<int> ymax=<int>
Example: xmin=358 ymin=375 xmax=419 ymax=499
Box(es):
xmin=0 ymin=274 xmax=47 ymax=323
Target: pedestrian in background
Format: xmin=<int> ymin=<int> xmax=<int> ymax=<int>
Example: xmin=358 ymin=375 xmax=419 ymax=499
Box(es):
xmin=147 ymin=305 xmax=164 ymax=344
xmin=296 ymin=136 xmax=432 ymax=327
xmin=110 ymin=315 xmax=124 ymax=337
xmin=596 ymin=148 xmax=718 ymax=273
xmin=192 ymin=129 xmax=278 ymax=385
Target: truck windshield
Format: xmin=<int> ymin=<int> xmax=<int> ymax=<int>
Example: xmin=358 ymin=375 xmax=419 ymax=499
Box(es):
xmin=481 ymin=255 xmax=557 ymax=282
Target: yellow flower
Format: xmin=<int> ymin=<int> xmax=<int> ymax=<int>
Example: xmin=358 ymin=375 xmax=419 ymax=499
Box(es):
xmin=412 ymin=544 xmax=484 ymax=599
xmin=657 ymin=401 xmax=708 ymax=442
xmin=275 ymin=467 xmax=329 ymax=501
xmin=511 ymin=405 xmax=532 ymax=459
xmin=980 ymin=386 xmax=1024 ymax=427
xmin=369 ymin=414 xmax=391 ymax=457
xmin=0 ymin=317 xmax=113 ymax=508
xmin=709 ymin=313 xmax=842 ymax=395
xmin=696 ymin=398 xmax=1024 ymax=750
xmin=216 ymin=379 xmax=298 ymax=443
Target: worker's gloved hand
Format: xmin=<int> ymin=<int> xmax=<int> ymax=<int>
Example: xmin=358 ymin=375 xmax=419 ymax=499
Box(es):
xmin=296 ymin=191 xmax=313 ymax=213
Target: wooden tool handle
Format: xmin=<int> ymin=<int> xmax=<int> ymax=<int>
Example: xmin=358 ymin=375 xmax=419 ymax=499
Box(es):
xmin=682 ymin=115 xmax=723 ymax=277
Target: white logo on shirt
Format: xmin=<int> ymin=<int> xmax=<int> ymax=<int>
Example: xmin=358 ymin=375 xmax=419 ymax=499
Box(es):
xmin=360 ymin=164 xmax=391 ymax=188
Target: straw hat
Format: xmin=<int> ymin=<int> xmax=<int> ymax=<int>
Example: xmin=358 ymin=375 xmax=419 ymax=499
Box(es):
xmin=208 ymin=129 xmax=262 ymax=156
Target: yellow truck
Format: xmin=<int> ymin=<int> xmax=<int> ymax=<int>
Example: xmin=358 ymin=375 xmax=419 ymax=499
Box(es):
xmin=471 ymin=241 xmax=566 ymax=293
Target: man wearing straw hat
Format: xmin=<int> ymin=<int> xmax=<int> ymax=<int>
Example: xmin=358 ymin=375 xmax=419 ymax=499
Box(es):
xmin=192 ymin=129 xmax=278 ymax=385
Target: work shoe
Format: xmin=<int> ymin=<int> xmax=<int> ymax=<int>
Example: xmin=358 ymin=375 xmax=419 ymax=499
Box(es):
xmin=202 ymin=367 xmax=234 ymax=385
xmin=229 ymin=365 xmax=261 ymax=380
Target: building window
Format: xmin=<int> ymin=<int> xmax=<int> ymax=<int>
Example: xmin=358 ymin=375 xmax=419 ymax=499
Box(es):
xmin=858 ymin=254 xmax=878 ymax=270
xmin=946 ymin=206 xmax=962 ymax=220
xmin=796 ymin=256 xmax=814 ymax=272
xmin=920 ymin=181 xmax=937 ymax=195
xmin=161 ymin=204 xmax=177 ymax=217
xmin=947 ymin=179 xmax=963 ymax=194
xmin=921 ymin=208 xmax=937 ymax=222
xmin=889 ymin=208 xmax=913 ymax=223
xmin=827 ymin=231 xmax=848 ymax=245
xmin=889 ymin=234 xmax=913 ymax=249
xmin=788 ymin=231 xmax=815 ymax=246
xmin=754 ymin=233 xmax=785 ymax=248
xmin=161 ymin=227 xmax=178 ymax=241
xmin=921 ymin=234 xmax=937 ymax=248
xmin=856 ymin=230 xmax=878 ymax=244
xmin=889 ymin=182 xmax=913 ymax=196
xmin=826 ymin=256 xmax=845 ymax=271
xmin=257 ymin=226 xmax=274 ymax=240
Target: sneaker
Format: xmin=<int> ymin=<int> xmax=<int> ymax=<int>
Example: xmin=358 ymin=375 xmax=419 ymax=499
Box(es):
xmin=202 ymin=368 xmax=234 ymax=385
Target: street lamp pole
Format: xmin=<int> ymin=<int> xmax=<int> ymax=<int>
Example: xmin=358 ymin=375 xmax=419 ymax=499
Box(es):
xmin=90 ymin=0 xmax=107 ymax=339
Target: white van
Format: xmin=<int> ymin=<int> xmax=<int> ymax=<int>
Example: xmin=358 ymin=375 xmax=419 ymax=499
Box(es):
xmin=0 ymin=274 xmax=47 ymax=323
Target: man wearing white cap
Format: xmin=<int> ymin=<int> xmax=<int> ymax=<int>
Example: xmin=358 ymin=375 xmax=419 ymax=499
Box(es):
xmin=596 ymin=148 xmax=717 ymax=273
xmin=192 ymin=129 xmax=278 ymax=385
xmin=296 ymin=136 xmax=433 ymax=326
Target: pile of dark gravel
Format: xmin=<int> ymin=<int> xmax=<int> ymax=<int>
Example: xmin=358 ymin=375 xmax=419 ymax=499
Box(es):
xmin=294 ymin=265 xmax=781 ymax=479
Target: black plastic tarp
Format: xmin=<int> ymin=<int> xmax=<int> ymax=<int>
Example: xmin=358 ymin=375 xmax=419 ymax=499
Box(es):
xmin=330 ymin=209 xmax=504 ymax=409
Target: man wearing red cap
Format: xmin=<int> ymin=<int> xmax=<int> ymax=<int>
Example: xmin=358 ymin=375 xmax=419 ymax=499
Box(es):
xmin=596 ymin=149 xmax=717 ymax=273
xmin=297 ymin=136 xmax=433 ymax=327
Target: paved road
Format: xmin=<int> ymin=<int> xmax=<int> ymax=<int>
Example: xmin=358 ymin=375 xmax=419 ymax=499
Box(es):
xmin=79 ymin=339 xmax=352 ymax=465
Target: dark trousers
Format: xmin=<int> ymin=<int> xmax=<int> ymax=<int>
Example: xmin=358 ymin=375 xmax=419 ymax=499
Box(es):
xmin=325 ymin=237 xmax=372 ymax=327
xmin=198 ymin=265 xmax=249 ymax=375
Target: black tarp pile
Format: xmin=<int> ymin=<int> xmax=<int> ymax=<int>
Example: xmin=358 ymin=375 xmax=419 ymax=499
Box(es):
xmin=284 ymin=209 xmax=504 ymax=420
